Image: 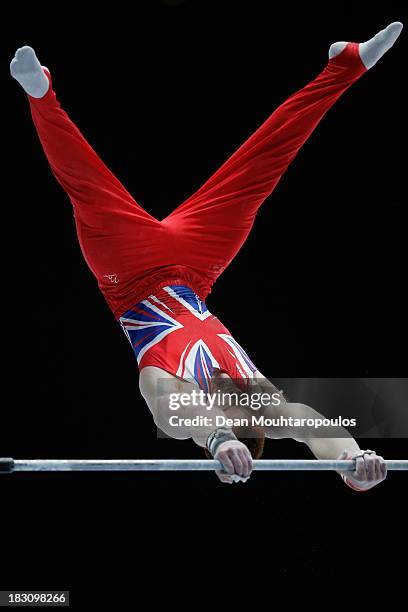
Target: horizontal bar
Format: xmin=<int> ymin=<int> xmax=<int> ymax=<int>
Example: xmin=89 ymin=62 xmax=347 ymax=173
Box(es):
xmin=1 ymin=458 xmax=408 ymax=473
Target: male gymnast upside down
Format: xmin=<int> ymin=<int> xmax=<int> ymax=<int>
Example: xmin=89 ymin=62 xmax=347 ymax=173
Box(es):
xmin=10 ymin=22 xmax=403 ymax=486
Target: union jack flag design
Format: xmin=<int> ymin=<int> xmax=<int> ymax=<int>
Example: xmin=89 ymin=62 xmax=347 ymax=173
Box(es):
xmin=119 ymin=285 xmax=257 ymax=391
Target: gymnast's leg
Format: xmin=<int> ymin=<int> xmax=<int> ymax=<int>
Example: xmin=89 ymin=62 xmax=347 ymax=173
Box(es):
xmin=10 ymin=46 xmax=165 ymax=317
xmin=164 ymin=23 xmax=403 ymax=293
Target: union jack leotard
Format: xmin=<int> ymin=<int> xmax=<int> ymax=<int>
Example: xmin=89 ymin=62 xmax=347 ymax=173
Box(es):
xmin=119 ymin=285 xmax=257 ymax=391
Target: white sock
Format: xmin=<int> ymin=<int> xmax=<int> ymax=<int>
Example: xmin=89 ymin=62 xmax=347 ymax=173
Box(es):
xmin=328 ymin=21 xmax=403 ymax=69
xmin=10 ymin=46 xmax=49 ymax=98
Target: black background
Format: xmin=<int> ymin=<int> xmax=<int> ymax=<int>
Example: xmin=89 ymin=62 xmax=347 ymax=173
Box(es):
xmin=2 ymin=1 xmax=407 ymax=609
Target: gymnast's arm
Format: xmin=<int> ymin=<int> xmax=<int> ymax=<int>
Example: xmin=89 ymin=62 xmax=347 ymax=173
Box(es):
xmin=251 ymin=376 xmax=387 ymax=490
xmin=139 ymin=366 xmax=253 ymax=482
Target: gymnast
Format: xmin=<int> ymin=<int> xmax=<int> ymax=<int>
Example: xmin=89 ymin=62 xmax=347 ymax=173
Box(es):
xmin=10 ymin=22 xmax=402 ymax=486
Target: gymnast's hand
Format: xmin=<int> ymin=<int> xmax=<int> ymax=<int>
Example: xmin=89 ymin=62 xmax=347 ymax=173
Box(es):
xmin=339 ymin=449 xmax=387 ymax=491
xmin=214 ymin=440 xmax=253 ymax=484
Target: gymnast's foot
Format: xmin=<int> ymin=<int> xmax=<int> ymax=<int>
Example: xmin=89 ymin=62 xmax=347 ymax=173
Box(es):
xmin=329 ymin=21 xmax=403 ymax=68
xmin=10 ymin=46 xmax=49 ymax=98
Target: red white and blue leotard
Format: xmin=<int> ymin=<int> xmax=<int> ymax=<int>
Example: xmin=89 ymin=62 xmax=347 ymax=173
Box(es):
xmin=27 ymin=43 xmax=366 ymax=387
xmin=119 ymin=284 xmax=257 ymax=391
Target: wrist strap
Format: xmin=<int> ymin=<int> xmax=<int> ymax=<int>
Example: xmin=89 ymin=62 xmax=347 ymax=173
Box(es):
xmin=206 ymin=427 xmax=237 ymax=457
xmin=351 ymin=449 xmax=376 ymax=460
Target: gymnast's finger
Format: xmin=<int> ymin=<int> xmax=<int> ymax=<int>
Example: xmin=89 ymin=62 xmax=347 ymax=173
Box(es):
xmin=353 ymin=456 xmax=366 ymax=480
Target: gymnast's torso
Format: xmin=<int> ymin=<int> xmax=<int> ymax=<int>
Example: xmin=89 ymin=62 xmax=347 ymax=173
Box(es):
xmin=119 ymin=284 xmax=257 ymax=391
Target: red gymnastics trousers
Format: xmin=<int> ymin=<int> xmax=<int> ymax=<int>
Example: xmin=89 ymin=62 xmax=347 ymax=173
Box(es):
xmin=28 ymin=43 xmax=366 ymax=320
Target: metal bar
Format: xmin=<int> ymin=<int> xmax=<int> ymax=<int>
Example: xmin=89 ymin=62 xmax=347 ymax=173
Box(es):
xmin=1 ymin=458 xmax=407 ymax=473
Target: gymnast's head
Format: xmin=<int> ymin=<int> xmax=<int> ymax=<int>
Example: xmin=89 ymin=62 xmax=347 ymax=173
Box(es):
xmin=205 ymin=370 xmax=267 ymax=480
xmin=235 ymin=428 xmax=265 ymax=459
xmin=205 ymin=427 xmax=265 ymax=461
